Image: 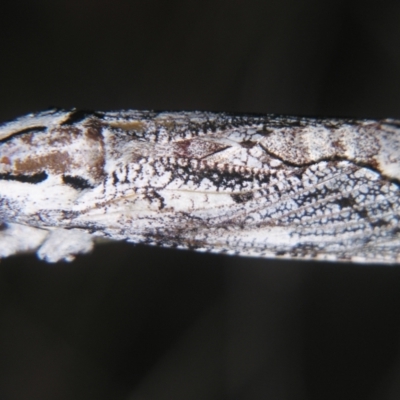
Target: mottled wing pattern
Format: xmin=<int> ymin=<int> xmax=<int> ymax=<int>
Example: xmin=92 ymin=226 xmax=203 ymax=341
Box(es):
xmin=0 ymin=109 xmax=399 ymax=263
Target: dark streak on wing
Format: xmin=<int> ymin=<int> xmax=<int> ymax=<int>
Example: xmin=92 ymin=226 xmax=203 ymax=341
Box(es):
xmin=231 ymin=192 xmax=254 ymax=203
xmin=258 ymin=143 xmax=400 ymax=187
xmin=61 ymin=110 xmax=103 ymax=126
xmin=0 ymin=171 xmax=48 ymax=184
xmin=0 ymin=126 xmax=47 ymax=143
xmin=112 ymin=171 xmax=119 ymax=185
xmin=200 ymin=145 xmax=231 ymax=160
xmin=62 ymin=175 xmax=94 ymax=190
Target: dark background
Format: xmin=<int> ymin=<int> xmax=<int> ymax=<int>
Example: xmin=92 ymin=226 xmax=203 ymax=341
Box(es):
xmin=1 ymin=1 xmax=400 ymax=399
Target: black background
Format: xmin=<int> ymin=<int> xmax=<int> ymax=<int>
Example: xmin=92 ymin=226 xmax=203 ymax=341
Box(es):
xmin=1 ymin=1 xmax=400 ymax=399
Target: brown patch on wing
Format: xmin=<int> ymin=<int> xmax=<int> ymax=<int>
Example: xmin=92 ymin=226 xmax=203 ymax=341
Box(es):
xmin=47 ymin=126 xmax=82 ymax=146
xmin=173 ymin=138 xmax=229 ymax=159
xmin=0 ymin=122 xmax=106 ymax=184
xmin=0 ymin=156 xmax=11 ymax=165
xmin=54 ymin=124 xmax=105 ymax=181
xmin=85 ymin=125 xmax=103 ymax=141
xmin=240 ymin=139 xmax=257 ymax=148
xmin=84 ymin=122 xmax=105 ymax=180
xmin=108 ymin=120 xmax=146 ymax=132
xmin=15 ymin=152 xmax=72 ymax=175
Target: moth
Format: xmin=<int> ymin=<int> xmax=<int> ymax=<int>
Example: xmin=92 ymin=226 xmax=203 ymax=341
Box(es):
xmin=0 ymin=108 xmax=399 ymax=264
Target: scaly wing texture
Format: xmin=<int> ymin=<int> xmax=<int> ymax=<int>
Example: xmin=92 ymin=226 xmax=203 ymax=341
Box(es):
xmin=0 ymin=109 xmax=399 ymax=263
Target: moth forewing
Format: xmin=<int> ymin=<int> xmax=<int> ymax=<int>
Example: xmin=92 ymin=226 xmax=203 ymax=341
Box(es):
xmin=0 ymin=108 xmax=399 ymax=263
